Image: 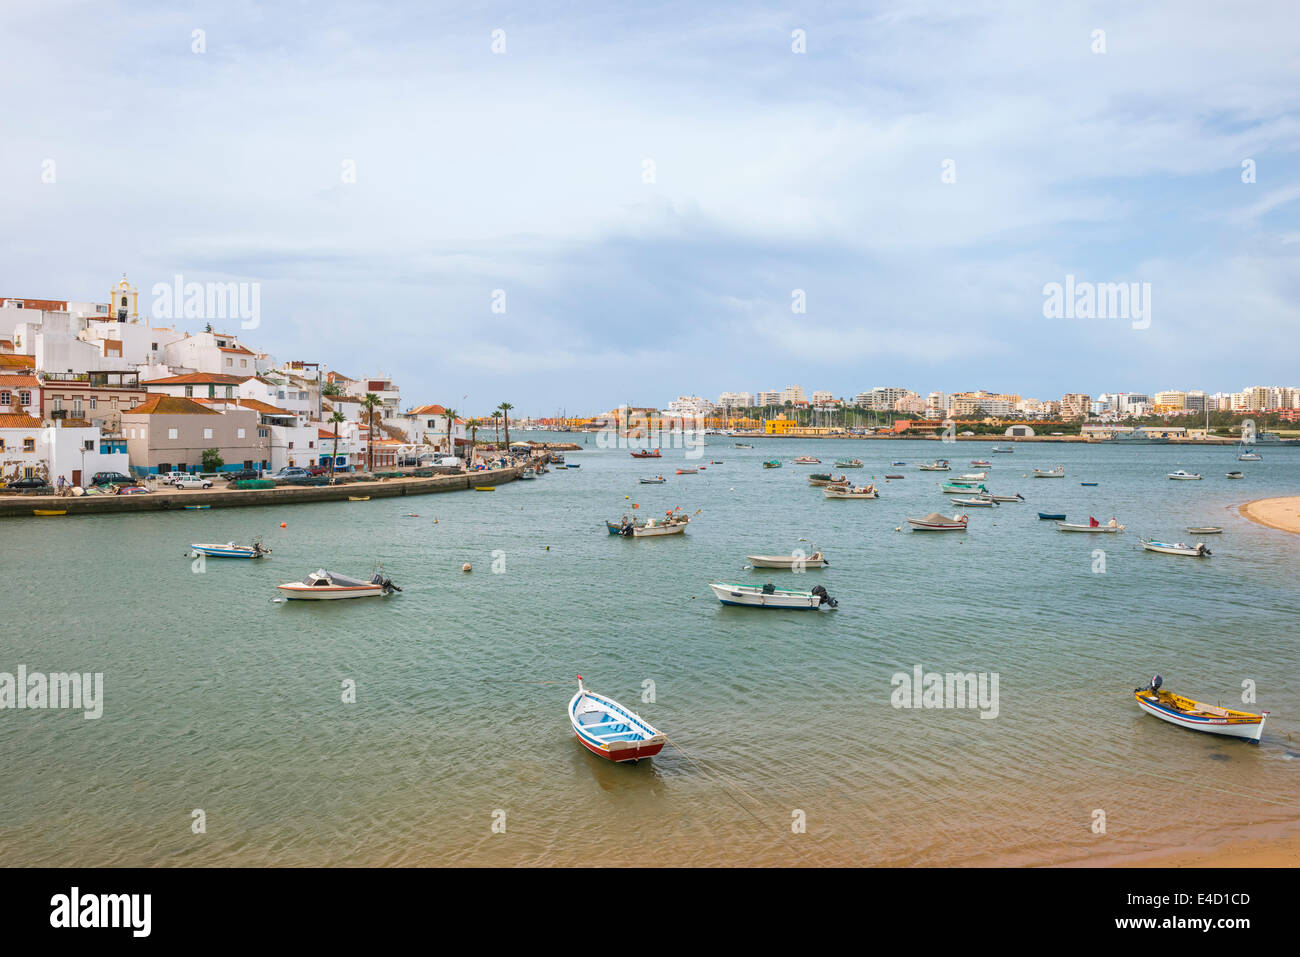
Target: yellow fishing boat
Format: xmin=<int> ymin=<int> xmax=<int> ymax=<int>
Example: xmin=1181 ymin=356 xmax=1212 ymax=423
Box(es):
xmin=1134 ymin=675 xmax=1267 ymax=741
xmin=347 ymin=496 xmax=370 ymax=501
xmin=474 ymin=486 xmax=494 ymax=491
xmin=33 ymin=509 xmax=67 ymax=516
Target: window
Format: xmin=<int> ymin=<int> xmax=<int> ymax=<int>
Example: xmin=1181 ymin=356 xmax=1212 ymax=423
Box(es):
xmin=258 ymin=428 xmax=268 ymax=438
xmin=23 ymin=438 xmax=35 ymax=452
xmin=185 ymin=385 xmax=193 ymax=397
xmin=240 ymin=359 xmax=247 ymax=368
xmin=237 ymin=428 xmax=246 ymax=439
xmin=151 ymin=342 xmax=158 ymax=351
xmin=112 ymin=397 xmax=119 ymax=409
xmin=0 ymin=391 xmax=9 ymax=406
xmin=0 ymin=439 xmax=4 ymax=451
xmin=288 ymin=441 xmax=294 ymax=449
xmin=129 ymin=398 xmax=137 ymax=408
xmin=83 ymin=440 xmax=93 ymax=451
xmin=208 ymin=385 xmax=215 ymax=398
xmin=225 ymin=357 xmax=232 ymax=367
xmin=73 ymin=398 xmax=83 ymax=416
xmin=52 ymin=397 xmax=63 ymax=412
xmin=309 ymin=441 xmax=315 ymax=449
xmin=120 ymin=296 xmax=127 ymax=307
xmin=225 ymin=386 xmax=233 ymax=398
xmin=19 ymin=391 xmax=31 ymax=406
xmin=89 ymin=396 xmax=97 ymax=410
xmin=168 ymin=428 xmax=178 ymax=440
xmin=203 ymin=428 xmax=213 ymax=439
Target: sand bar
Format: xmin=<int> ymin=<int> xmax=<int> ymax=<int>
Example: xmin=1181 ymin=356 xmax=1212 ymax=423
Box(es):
xmin=1239 ymin=496 xmax=1300 ymax=536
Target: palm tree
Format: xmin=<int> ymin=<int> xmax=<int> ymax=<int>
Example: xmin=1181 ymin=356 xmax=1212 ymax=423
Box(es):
xmin=441 ymin=407 xmax=458 ymax=456
xmin=493 ymin=405 xmax=502 ymax=447
xmin=328 ymin=410 xmax=345 ymax=483
xmin=361 ymin=393 xmax=382 ymax=473
xmin=466 ymin=418 xmax=481 ymax=466
xmin=498 ymin=401 xmax=514 ymax=450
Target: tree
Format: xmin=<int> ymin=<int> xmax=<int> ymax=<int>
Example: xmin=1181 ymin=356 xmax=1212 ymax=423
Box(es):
xmin=322 ymin=381 xmax=340 ymax=396
xmin=441 ymin=407 xmax=458 ymax=456
xmin=466 ymin=418 xmax=481 ymax=466
xmin=201 ymin=448 xmax=224 ymax=472
xmin=498 ymin=401 xmax=514 ymax=449
xmin=328 ymin=410 xmax=346 ymax=483
xmin=361 ymin=393 xmax=382 ymax=472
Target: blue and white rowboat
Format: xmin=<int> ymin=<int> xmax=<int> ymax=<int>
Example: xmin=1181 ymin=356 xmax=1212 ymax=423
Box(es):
xmin=569 ymin=676 xmax=667 ymax=762
xmin=190 ymin=541 xmax=271 ymax=559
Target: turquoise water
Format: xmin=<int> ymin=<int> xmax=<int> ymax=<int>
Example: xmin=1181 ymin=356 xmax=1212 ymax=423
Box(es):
xmin=1 ymin=436 xmax=1297 ymax=866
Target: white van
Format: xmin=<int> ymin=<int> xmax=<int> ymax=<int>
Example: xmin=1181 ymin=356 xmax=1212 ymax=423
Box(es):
xmin=435 ymin=456 xmax=463 ymax=468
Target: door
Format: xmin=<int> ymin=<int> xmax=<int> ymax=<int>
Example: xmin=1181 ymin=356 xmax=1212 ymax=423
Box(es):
xmin=72 ymin=470 xmax=82 ymax=487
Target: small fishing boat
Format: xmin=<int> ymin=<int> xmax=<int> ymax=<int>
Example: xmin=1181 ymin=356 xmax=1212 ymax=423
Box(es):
xmin=940 ymin=482 xmax=986 ymax=494
xmin=550 ymin=453 xmax=565 ymax=465
xmin=952 ymin=496 xmax=997 ymax=507
xmin=676 ymin=468 xmax=698 ymax=475
xmin=1167 ymin=470 xmax=1202 ymax=480
xmin=884 ymin=474 xmax=905 ymax=480
xmin=824 ymin=484 xmax=878 ymax=499
xmin=762 ymin=459 xmax=782 ymax=468
xmin=983 ymin=492 xmax=1024 ymax=502
xmin=474 ymin=486 xmax=495 ymax=491
xmin=1055 ymin=518 xmax=1124 ymax=533
xmin=630 ymin=449 xmax=661 ymax=459
xmin=1186 ymin=526 xmax=1223 ymax=534
xmin=347 ymin=495 xmax=370 ymax=501
xmin=969 ymin=460 xmax=992 ymax=467
xmin=918 ymin=460 xmax=950 ymax=471
xmin=569 ymin=676 xmax=667 ymax=763
xmin=835 ymin=458 xmax=864 ymax=468
xmin=608 ymin=510 xmax=689 ymax=537
xmin=709 ymin=582 xmax=837 ymax=609
xmin=1226 ymin=471 xmax=1244 ymax=479
xmin=992 ymin=446 xmax=1014 ymax=453
xmin=906 ymin=512 xmax=969 ymax=531
xmin=33 ymin=509 xmax=67 ymax=516
xmin=793 ymin=456 xmax=821 ymax=464
xmin=710 ymin=460 xmax=724 ymax=465
xmin=518 ymin=468 xmax=536 ymax=480
xmin=746 ymin=551 xmax=828 ymax=569
xmin=1080 ymin=482 xmax=1098 ymax=487
xmin=958 ymin=471 xmax=987 ymax=481
xmin=639 ymin=475 xmax=666 ymax=484
xmin=807 ymin=473 xmax=847 ymax=487
xmin=1237 ymin=451 xmax=1261 ymax=461
xmin=1038 ymin=512 xmax=1066 ymax=520
xmin=191 ymin=540 xmax=271 ymax=559
xmin=276 ymin=568 xmax=401 ymax=599
xmin=890 ymin=460 xmax=907 ymax=467
xmin=1139 ymin=539 xmax=1211 ymax=557
xmin=734 ymin=443 xmax=754 ymax=449
xmin=566 ymin=463 xmax=580 ymax=469
xmin=1134 ymin=675 xmax=1266 ymax=742
xmin=1032 ymin=467 xmax=1065 ymax=478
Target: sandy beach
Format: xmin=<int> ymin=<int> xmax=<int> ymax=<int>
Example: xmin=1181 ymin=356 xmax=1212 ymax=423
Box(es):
xmin=1239 ymin=496 xmax=1300 ymax=536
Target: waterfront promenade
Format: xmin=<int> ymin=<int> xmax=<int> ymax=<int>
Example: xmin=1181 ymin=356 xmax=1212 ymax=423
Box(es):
xmin=0 ymin=464 xmax=525 ymax=518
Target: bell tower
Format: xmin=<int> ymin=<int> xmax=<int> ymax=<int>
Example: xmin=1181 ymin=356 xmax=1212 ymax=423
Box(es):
xmin=110 ymin=274 xmax=139 ymax=323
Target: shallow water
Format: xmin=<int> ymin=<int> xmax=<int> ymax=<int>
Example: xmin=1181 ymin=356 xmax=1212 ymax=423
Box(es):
xmin=1 ymin=436 xmax=1297 ymax=866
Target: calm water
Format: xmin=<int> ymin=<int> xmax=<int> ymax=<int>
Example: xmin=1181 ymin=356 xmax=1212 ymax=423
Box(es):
xmin=2 ymin=436 xmax=1297 ymax=866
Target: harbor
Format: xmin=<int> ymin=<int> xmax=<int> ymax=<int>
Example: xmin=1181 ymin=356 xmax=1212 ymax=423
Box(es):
xmin=3 ymin=434 xmax=1297 ymax=868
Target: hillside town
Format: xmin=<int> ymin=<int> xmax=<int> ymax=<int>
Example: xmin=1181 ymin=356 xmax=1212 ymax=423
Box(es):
xmin=0 ymin=277 xmax=469 ymax=489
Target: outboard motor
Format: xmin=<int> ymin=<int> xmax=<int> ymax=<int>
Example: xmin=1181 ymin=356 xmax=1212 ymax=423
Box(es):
xmin=371 ymin=573 xmax=402 ymax=594
xmin=810 ymin=585 xmax=837 ymax=608
xmin=761 ymin=582 xmax=776 ymax=595
xmin=1135 ymin=673 xmax=1163 ymax=694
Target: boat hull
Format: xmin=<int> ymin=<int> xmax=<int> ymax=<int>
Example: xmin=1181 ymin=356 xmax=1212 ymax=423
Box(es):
xmin=709 ymin=583 xmax=824 ymax=608
xmin=276 ymin=584 xmax=386 ymax=599
xmin=569 ymin=686 xmax=667 ymax=762
xmin=1135 ymin=693 xmax=1264 ymax=741
xmin=191 ymin=544 xmax=268 ymax=558
xmin=746 ymin=555 xmax=828 ymax=569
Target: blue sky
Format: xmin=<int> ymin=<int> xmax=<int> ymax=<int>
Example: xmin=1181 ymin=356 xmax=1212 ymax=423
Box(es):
xmin=2 ymin=1 xmax=1297 ymax=415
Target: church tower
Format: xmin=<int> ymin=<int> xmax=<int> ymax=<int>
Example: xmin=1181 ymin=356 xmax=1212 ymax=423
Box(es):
xmin=110 ymin=274 xmax=140 ymax=323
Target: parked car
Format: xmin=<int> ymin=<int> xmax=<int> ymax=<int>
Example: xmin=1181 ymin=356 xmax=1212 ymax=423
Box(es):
xmin=306 ymin=465 xmax=330 ymax=476
xmin=158 ymin=471 xmax=194 ymax=484
xmin=275 ymin=467 xmax=312 ymax=479
xmin=172 ymin=476 xmax=214 ymax=489
xmin=90 ymin=471 xmax=135 ymax=486
xmin=5 ymin=476 xmax=51 ymax=492
xmin=223 ymin=469 xmax=263 ymax=482
xmin=435 ymin=456 xmax=463 ymax=468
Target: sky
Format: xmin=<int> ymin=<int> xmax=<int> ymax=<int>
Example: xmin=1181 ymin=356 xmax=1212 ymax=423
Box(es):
xmin=2 ymin=0 xmax=1298 ymax=416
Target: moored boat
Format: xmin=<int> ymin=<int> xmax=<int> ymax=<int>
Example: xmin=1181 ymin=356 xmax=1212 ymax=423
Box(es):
xmin=1032 ymin=467 xmax=1065 ymax=478
xmin=1237 ymin=451 xmax=1261 ymax=461
xmin=1186 ymin=526 xmax=1223 ymax=534
xmin=906 ymin=512 xmax=969 ymax=531
xmin=1055 ymin=518 xmax=1124 ymax=533
xmin=992 ymin=445 xmax=1014 ymax=453
xmin=835 ymin=458 xmax=863 ymax=468
xmin=734 ymin=443 xmax=754 ymax=448
xmin=969 ymin=460 xmax=991 ymax=467
xmin=746 ymin=550 xmax=828 ymax=569
xmin=1167 ymin=470 xmax=1202 ymax=480
xmin=1037 ymin=512 xmax=1066 ymax=520
xmin=639 ymin=475 xmax=666 ymax=484
xmin=807 ymin=473 xmax=847 ymax=487
xmin=793 ymin=456 xmax=821 ymax=464
xmin=676 ymin=468 xmax=698 ymax=475
xmin=940 ymin=482 xmax=987 ymax=494
xmin=983 ymin=492 xmax=1024 ymax=502
xmin=276 ymin=568 xmax=401 ymax=599
xmin=569 ymin=676 xmax=667 ymax=762
xmin=918 ymin=460 xmax=950 ymax=471
xmin=952 ymin=496 xmax=997 ymax=507
xmin=824 ymin=484 xmax=878 ymax=499
xmin=1226 ymin=471 xmax=1244 ymax=479
xmin=1134 ymin=675 xmax=1266 ymax=742
xmin=762 ymin=459 xmax=782 ymax=468
xmin=630 ymin=449 xmax=661 ymax=458
xmin=890 ymin=460 xmax=906 ymax=467
xmin=959 ymin=471 xmax=987 ymax=481
xmin=33 ymin=509 xmax=67 ymax=516
xmin=1139 ymin=539 xmax=1211 ymax=556
xmin=709 ymin=581 xmax=837 ymax=609
xmin=519 ymin=468 xmax=536 ymax=479
xmin=191 ymin=540 xmax=271 ymax=559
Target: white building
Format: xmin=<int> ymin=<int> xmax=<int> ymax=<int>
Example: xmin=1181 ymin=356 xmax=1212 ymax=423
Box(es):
xmin=716 ymin=391 xmax=753 ymax=409
xmin=0 ymin=414 xmax=129 ymax=487
xmin=666 ymin=395 xmax=715 ymax=417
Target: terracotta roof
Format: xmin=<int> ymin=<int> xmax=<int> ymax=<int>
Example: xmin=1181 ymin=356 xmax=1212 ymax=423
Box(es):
xmin=0 ymin=375 xmax=40 ymax=389
xmin=0 ymin=412 xmax=42 ymax=428
xmin=141 ymin=372 xmax=247 ymax=386
xmin=0 ymin=354 xmax=36 ymax=369
xmin=0 ymin=298 xmax=67 ymax=311
xmin=408 ymin=404 xmax=450 ymax=416
xmin=123 ymin=394 xmax=220 ymax=416
xmin=193 ymin=397 xmax=295 ymax=416
xmin=0 ymin=339 xmax=12 ymax=348
xmin=318 ymin=428 xmax=346 ymax=439
xmin=218 ymin=345 xmax=255 ymax=355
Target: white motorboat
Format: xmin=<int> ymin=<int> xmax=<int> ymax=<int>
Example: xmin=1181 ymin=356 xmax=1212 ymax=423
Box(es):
xmin=1055 ymin=518 xmax=1124 ymax=533
xmin=992 ymin=446 xmax=1014 ymax=453
xmin=982 ymin=492 xmax=1024 ymax=502
xmin=1032 ymin=467 xmax=1065 ymax=478
xmin=746 ymin=550 xmax=828 ymax=569
xmin=276 ymin=568 xmax=402 ymax=599
xmin=958 ymin=472 xmax=988 ymax=481
xmin=1226 ymin=471 xmax=1244 ymax=479
xmin=807 ymin=473 xmax=847 ymax=487
xmin=1186 ymin=526 xmax=1223 ymax=534
xmin=1139 ymin=539 xmax=1211 ymax=556
xmin=190 ymin=540 xmax=271 ymax=559
xmin=952 ymin=497 xmax=997 ymax=507
xmin=1167 ymin=470 xmax=1202 ymax=480
xmin=918 ymin=460 xmax=950 ymax=471
xmin=709 ymin=581 xmax=837 ymax=609
xmin=824 ymin=484 xmax=878 ymax=499
xmin=906 ymin=512 xmax=969 ymax=531
xmin=1237 ymin=452 xmax=1261 ymax=461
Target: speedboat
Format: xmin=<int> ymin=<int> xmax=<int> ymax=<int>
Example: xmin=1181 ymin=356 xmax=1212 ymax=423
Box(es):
xmin=890 ymin=460 xmax=907 ymax=467
xmin=277 ymin=568 xmax=401 ymax=599
xmin=1134 ymin=674 xmax=1266 ymax=742
xmin=969 ymin=460 xmax=992 ymax=467
xmin=569 ymin=676 xmax=667 ymax=763
xmin=191 ymin=540 xmax=271 ymax=559
xmin=1167 ymin=470 xmax=1202 ymax=480
xmin=906 ymin=512 xmax=969 ymax=531
xmin=1226 ymin=471 xmax=1244 ymax=479
xmin=746 ymin=551 xmax=828 ymax=569
xmin=709 ymin=582 xmax=837 ymax=609
xmin=1139 ymin=539 xmax=1211 ymax=556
